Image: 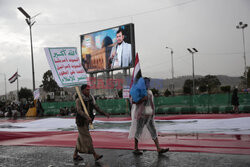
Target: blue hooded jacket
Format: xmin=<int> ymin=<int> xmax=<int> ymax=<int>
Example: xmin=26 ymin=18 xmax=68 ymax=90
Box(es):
xmin=130 ymin=77 xmax=147 ymax=103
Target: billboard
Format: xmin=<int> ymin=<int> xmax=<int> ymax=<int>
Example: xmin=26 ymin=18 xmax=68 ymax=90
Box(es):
xmin=80 ymin=23 xmax=135 ymax=73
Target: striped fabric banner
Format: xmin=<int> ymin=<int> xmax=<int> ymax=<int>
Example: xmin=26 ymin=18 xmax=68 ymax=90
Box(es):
xmin=8 ymin=72 xmax=19 ymax=83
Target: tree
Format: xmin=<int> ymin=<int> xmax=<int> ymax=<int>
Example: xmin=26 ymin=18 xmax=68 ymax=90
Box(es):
xmin=47 ymin=94 xmax=51 ymax=101
xmin=248 ymin=68 xmax=250 ymax=88
xmin=197 ymin=78 xmax=207 ymax=93
xmin=40 ymin=70 xmax=60 ymax=93
xmin=201 ymin=75 xmax=221 ymax=93
xmin=0 ymin=100 xmax=5 ymax=108
xmin=18 ymin=87 xmax=33 ymax=100
xmin=220 ymin=85 xmax=231 ymax=93
xmin=183 ymin=75 xmax=221 ymax=94
xmin=183 ymin=79 xmax=193 ymax=94
xmin=164 ymin=89 xmax=171 ymax=97
xmin=240 ymin=67 xmax=250 ymax=88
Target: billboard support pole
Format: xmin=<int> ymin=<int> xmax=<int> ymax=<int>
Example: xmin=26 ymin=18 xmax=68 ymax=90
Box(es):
xmin=111 ymin=71 xmax=113 ymax=97
xmin=106 ymin=71 xmax=111 ymax=97
xmin=103 ymin=71 xmax=105 ymax=97
xmin=123 ymin=68 xmax=131 ymax=115
xmin=123 ymin=69 xmax=126 ymax=88
xmin=89 ymin=73 xmax=94 ymax=95
xmin=95 ymin=73 xmax=98 ymax=96
xmin=124 ymin=69 xmax=129 ymax=86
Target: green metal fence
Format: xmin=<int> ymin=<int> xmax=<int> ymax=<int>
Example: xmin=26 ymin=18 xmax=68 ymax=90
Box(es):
xmin=42 ymin=101 xmax=75 ymax=116
xmin=155 ymin=93 xmax=250 ymax=114
xmin=42 ymin=93 xmax=250 ymax=115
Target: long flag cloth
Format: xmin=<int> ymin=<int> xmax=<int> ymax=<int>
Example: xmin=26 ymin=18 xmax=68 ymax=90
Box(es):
xmin=1 ymin=114 xmax=250 ymax=155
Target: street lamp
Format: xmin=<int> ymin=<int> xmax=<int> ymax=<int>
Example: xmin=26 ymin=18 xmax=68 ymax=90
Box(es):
xmin=0 ymin=73 xmax=7 ymax=100
xmin=236 ymin=21 xmax=248 ymax=89
xmin=17 ymin=7 xmax=39 ymax=91
xmin=187 ymin=48 xmax=198 ymax=95
xmin=166 ymin=46 xmax=175 ymax=96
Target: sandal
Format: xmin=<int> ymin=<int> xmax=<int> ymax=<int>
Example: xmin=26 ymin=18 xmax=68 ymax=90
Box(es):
xmin=73 ymin=155 xmax=83 ymax=161
xmin=95 ymin=155 xmax=103 ymax=161
xmin=158 ymin=148 xmax=169 ymax=154
xmin=133 ymin=149 xmax=143 ymax=155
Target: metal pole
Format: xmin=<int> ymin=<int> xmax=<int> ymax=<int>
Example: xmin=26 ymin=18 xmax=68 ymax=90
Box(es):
xmin=236 ymin=22 xmax=248 ymax=89
xmin=187 ymin=48 xmax=198 ymax=95
xmin=166 ymin=46 xmax=175 ymax=96
xmin=107 ymin=71 xmax=111 ymax=97
xmin=17 ymin=69 xmax=19 ymax=101
xmin=17 ymin=7 xmax=38 ymax=92
xmin=4 ymin=74 xmax=7 ymax=100
xmin=170 ymin=49 xmax=175 ymax=95
xmin=192 ymin=53 xmax=195 ymax=95
xmin=111 ymin=71 xmax=114 ymax=97
xmin=123 ymin=68 xmax=127 ymax=87
xmin=242 ymin=28 xmax=247 ymax=88
xmin=29 ymin=23 xmax=35 ymax=91
xmin=0 ymin=73 xmax=7 ymax=100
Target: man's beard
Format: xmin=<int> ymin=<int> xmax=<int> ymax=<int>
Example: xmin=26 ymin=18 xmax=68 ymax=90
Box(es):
xmin=117 ymin=41 xmax=123 ymax=45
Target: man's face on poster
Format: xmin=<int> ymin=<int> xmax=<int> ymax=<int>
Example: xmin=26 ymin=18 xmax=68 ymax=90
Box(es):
xmin=116 ymin=32 xmax=124 ymax=45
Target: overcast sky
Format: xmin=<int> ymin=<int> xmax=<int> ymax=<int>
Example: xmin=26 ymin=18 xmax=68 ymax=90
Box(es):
xmin=0 ymin=0 xmax=249 ymax=95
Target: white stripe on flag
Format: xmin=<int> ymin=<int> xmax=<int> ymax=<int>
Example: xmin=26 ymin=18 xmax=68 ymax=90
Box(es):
xmin=133 ymin=63 xmax=140 ymax=83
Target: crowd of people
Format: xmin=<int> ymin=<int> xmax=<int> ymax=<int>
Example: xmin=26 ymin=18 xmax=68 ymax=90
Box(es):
xmin=0 ymin=99 xmax=83 ymax=118
xmin=59 ymin=106 xmax=77 ymax=116
xmin=0 ymin=101 xmax=32 ymax=118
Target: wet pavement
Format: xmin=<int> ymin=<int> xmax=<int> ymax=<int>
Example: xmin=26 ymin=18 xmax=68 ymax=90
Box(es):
xmin=1 ymin=146 xmax=250 ymax=167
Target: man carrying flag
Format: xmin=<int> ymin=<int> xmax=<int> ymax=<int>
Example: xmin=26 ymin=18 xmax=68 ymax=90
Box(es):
xmin=128 ymin=53 xmax=169 ymax=155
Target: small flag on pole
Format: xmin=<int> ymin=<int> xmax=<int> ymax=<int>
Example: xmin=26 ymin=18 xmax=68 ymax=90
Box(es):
xmin=130 ymin=53 xmax=141 ymax=88
xmin=8 ymin=72 xmax=20 ymax=84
